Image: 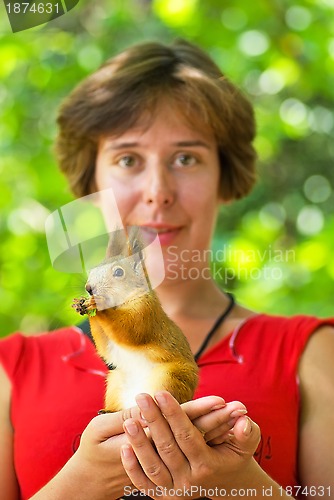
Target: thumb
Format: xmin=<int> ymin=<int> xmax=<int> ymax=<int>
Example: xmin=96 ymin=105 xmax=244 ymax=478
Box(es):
xmin=232 ymin=416 xmax=261 ymax=456
xmin=85 ymin=406 xmax=143 ymax=443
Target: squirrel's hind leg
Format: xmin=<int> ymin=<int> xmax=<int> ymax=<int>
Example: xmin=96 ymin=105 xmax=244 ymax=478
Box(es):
xmin=97 ymin=408 xmax=113 ymax=415
xmin=103 ymin=371 xmax=127 ymax=412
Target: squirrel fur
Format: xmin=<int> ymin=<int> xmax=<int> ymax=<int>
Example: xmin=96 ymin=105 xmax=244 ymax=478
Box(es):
xmin=73 ymin=227 xmax=199 ymax=412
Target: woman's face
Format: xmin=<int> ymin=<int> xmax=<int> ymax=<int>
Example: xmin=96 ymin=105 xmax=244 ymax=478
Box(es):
xmin=95 ymin=102 xmax=222 ymax=279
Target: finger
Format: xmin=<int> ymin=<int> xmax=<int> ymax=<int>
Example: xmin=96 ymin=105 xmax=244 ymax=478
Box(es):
xmin=86 ymin=406 xmax=142 ymax=442
xmin=181 ymin=395 xmax=226 ymax=421
xmin=123 ymin=418 xmax=173 ymax=488
xmin=229 ymin=416 xmax=261 ymax=456
xmin=154 ymin=391 xmax=207 ymax=463
xmin=205 ymin=427 xmax=236 ymax=446
xmin=135 ymin=394 xmax=188 ymax=475
xmin=193 ymin=401 xmax=247 ymax=442
xmin=121 ymin=444 xmax=158 ymax=495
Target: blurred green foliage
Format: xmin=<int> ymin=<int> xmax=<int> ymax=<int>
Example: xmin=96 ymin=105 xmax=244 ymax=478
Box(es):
xmin=0 ymin=0 xmax=333 ymax=337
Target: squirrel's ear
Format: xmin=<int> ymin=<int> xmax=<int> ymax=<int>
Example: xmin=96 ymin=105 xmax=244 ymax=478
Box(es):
xmin=127 ymin=227 xmax=145 ymax=272
xmin=133 ymin=239 xmax=146 ymax=277
xmin=106 ymin=228 xmax=127 ymax=258
xmin=126 ymin=226 xmax=145 ymax=257
xmin=133 ymin=238 xmax=144 ymax=263
xmin=105 ymin=226 xmax=146 ymax=259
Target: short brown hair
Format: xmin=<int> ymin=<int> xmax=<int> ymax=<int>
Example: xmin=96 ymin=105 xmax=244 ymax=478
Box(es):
xmin=55 ymin=39 xmax=257 ymax=201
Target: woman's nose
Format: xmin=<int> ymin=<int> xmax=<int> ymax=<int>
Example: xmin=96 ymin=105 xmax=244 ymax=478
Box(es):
xmin=143 ymin=167 xmax=175 ymax=207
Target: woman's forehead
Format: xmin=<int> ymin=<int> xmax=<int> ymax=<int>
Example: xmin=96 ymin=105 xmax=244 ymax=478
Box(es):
xmin=100 ymin=101 xmax=216 ymax=145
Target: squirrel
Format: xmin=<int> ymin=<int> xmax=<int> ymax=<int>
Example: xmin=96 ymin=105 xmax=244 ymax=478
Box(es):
xmin=72 ymin=226 xmax=199 ymax=412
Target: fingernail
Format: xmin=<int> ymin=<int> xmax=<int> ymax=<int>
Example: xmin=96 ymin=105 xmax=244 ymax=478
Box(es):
xmin=124 ymin=420 xmax=138 ymax=436
xmin=121 ymin=444 xmax=133 ymax=459
xmin=211 ymin=403 xmax=226 ymax=410
xmin=136 ymin=394 xmax=150 ymax=410
xmin=139 ymin=412 xmax=147 ymax=423
xmin=155 ymin=391 xmax=167 ymax=407
xmin=243 ymin=417 xmax=252 ymax=436
xmin=230 ymin=408 xmax=247 ymax=419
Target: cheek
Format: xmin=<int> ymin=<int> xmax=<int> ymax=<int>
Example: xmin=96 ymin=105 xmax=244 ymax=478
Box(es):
xmin=180 ymin=176 xmax=220 ymax=213
xmin=96 ymin=159 xmax=128 ymax=195
xmin=109 ymin=185 xmax=137 ymax=221
xmin=94 ymin=168 xmax=105 ymax=195
xmin=94 ymin=174 xmax=136 ymax=225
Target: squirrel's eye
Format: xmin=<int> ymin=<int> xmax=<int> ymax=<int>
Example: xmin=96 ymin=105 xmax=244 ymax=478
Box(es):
xmin=113 ymin=267 xmax=124 ymax=277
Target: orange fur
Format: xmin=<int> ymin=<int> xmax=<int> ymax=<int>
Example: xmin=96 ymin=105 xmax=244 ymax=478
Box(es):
xmin=74 ymin=227 xmax=198 ymax=412
xmin=89 ymin=291 xmax=198 ymax=411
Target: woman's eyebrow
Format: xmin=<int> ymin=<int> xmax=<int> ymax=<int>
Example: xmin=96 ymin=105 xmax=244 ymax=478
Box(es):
xmin=173 ymin=140 xmax=211 ymax=149
xmin=103 ymin=139 xmax=211 ymax=151
xmin=104 ymin=142 xmax=139 ymax=151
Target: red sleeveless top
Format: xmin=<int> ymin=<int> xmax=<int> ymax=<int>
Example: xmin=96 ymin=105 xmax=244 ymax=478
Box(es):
xmin=1 ymin=314 xmax=334 ymax=499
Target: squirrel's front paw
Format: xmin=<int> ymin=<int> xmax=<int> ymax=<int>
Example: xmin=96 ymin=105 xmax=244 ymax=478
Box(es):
xmin=72 ymin=297 xmax=97 ymax=316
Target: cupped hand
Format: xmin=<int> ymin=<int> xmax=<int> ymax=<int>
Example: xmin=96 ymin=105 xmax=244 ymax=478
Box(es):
xmin=69 ymin=407 xmax=142 ymax=500
xmin=120 ymin=392 xmax=261 ymax=500
xmin=181 ymin=396 xmax=249 ymax=445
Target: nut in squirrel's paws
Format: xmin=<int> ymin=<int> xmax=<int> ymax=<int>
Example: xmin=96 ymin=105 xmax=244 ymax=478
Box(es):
xmin=72 ymin=296 xmax=97 ymax=317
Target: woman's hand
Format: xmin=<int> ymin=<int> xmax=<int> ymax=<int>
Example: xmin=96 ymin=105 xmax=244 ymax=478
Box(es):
xmin=180 ymin=395 xmax=249 ymax=445
xmin=120 ymin=392 xmax=261 ymax=500
xmin=73 ymin=412 xmax=133 ymax=497
xmin=31 ymin=407 xmax=141 ymax=500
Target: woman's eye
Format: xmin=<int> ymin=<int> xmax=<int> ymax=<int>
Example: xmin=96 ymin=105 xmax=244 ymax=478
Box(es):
xmin=174 ymin=154 xmax=197 ymax=168
xmin=113 ymin=267 xmax=124 ymax=277
xmin=117 ymin=155 xmax=136 ymax=168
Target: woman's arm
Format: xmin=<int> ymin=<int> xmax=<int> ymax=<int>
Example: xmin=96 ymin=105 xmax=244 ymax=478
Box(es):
xmin=0 ymin=365 xmax=20 ymax=500
xmin=298 ymin=325 xmax=334 ymax=495
xmin=120 ymin=392 xmax=293 ymax=499
xmin=0 ymin=357 xmax=134 ymax=500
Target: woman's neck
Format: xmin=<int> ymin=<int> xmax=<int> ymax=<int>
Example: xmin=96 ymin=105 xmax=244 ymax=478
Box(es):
xmin=155 ymin=276 xmax=230 ymax=320
xmin=155 ymin=276 xmax=254 ymax=356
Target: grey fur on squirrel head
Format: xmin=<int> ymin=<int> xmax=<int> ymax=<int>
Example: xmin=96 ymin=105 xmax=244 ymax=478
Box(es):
xmin=106 ymin=226 xmax=144 ymax=262
xmin=85 ymin=226 xmax=150 ymax=311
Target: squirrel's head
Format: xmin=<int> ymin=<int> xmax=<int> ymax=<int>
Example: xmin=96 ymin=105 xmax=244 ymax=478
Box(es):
xmin=85 ymin=227 xmax=150 ymax=311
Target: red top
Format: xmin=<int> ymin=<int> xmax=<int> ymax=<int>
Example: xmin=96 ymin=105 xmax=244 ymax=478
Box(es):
xmin=1 ymin=314 xmax=334 ymax=499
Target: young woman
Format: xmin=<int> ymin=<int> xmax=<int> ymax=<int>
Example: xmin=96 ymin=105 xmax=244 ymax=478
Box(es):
xmin=1 ymin=39 xmax=334 ymax=500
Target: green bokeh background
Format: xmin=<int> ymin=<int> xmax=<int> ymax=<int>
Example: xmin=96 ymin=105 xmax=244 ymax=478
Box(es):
xmin=0 ymin=0 xmax=333 ymax=337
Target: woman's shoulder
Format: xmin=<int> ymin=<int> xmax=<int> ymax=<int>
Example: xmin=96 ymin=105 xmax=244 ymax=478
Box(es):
xmin=0 ymin=326 xmax=82 ymax=380
xmin=0 ymin=325 xmax=80 ymax=350
xmin=236 ymin=311 xmax=334 ymax=357
xmin=244 ymin=311 xmax=334 ymax=335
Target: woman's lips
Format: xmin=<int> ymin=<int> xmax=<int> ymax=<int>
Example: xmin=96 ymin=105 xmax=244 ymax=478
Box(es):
xmin=140 ymin=225 xmax=182 ymax=246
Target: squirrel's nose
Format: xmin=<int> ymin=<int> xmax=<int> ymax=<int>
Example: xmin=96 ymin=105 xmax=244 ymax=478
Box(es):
xmin=85 ymin=283 xmax=93 ymax=296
